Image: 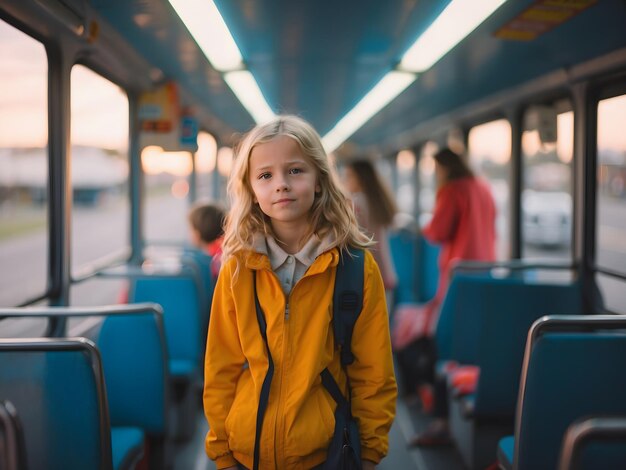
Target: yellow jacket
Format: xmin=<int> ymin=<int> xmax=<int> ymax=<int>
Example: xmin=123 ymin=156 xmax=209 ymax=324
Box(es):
xmin=204 ymin=247 xmax=397 ymax=469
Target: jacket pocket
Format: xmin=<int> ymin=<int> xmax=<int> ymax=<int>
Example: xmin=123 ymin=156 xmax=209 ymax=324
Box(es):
xmin=225 ymin=370 xmax=256 ymax=456
xmin=317 ymin=386 xmax=337 ymax=441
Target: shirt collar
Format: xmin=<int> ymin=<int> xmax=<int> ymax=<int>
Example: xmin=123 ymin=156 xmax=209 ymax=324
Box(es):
xmin=248 ymin=231 xmax=337 ymax=270
xmin=265 ymin=234 xmax=320 ymax=270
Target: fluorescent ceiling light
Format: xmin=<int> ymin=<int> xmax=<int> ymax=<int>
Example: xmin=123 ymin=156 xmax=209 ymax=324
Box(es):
xmin=322 ymin=71 xmax=416 ymax=153
xmin=400 ymin=0 xmax=507 ymax=73
xmin=169 ymin=0 xmax=243 ymax=71
xmin=169 ymin=0 xmax=275 ymax=123
xmin=224 ymin=71 xmax=275 ymax=124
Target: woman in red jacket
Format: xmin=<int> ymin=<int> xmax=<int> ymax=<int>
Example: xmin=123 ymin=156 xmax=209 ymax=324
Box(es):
xmin=393 ymin=147 xmax=496 ymax=445
xmin=421 ymin=147 xmax=496 ymax=332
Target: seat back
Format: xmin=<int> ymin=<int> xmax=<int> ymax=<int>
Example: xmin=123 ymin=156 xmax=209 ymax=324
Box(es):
xmin=389 ymin=231 xmax=440 ymax=304
xmin=389 ymin=230 xmax=420 ymax=304
xmin=181 ymin=248 xmax=214 ymax=331
xmin=474 ymin=280 xmax=583 ymax=419
xmin=0 ymin=401 xmax=26 ymax=470
xmin=558 ymin=416 xmax=626 ymax=470
xmin=417 ymin=236 xmax=440 ymax=303
xmin=0 ymin=338 xmax=112 ymax=470
xmin=515 ymin=316 xmax=626 ymax=470
xmin=0 ymin=304 xmax=169 ymax=438
xmin=129 ymin=270 xmax=202 ymax=378
xmin=95 ymin=305 xmax=169 ymax=435
xmin=434 ymin=271 xmax=494 ymax=364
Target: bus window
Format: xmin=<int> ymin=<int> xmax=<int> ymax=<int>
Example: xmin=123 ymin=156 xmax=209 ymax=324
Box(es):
xmin=418 ymin=141 xmax=439 ymax=223
xmin=142 ymin=147 xmax=192 ymax=243
xmin=195 ymin=131 xmax=218 ymax=199
xmin=70 ymin=66 xmax=129 ymax=281
xmin=216 ymin=146 xmax=233 ymax=202
xmin=396 ymin=149 xmax=416 ymax=215
xmin=521 ymin=104 xmax=573 ymax=261
xmin=0 ymin=20 xmax=48 ymax=307
xmin=468 ymin=119 xmax=511 ymax=260
xmin=596 ymin=94 xmax=626 ymax=314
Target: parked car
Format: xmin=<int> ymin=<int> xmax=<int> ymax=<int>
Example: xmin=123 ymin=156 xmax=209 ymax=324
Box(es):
xmin=522 ymin=190 xmax=572 ymax=247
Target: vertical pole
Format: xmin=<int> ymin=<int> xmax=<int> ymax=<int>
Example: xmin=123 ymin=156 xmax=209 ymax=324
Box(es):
xmin=508 ymin=107 xmax=524 ymax=260
xmin=46 ymin=45 xmax=72 ymax=334
xmin=128 ymin=92 xmax=144 ymax=264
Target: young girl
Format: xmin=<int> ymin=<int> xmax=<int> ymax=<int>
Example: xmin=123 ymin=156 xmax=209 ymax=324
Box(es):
xmin=203 ymin=115 xmax=397 ymax=470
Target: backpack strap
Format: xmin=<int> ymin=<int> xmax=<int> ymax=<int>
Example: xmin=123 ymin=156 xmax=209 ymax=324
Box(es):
xmin=333 ymin=248 xmax=365 ymax=366
xmin=320 ymin=248 xmax=365 ymax=470
xmin=252 ymin=271 xmax=274 ymax=470
xmin=252 ymin=248 xmax=365 ymax=470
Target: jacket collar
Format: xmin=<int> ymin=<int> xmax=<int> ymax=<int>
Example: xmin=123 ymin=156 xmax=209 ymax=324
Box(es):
xmin=244 ymin=233 xmax=339 ymax=273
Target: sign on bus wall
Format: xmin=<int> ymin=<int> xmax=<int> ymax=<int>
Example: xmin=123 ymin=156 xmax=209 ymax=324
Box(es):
xmin=495 ymin=0 xmax=599 ymax=41
xmin=138 ymin=82 xmax=198 ymax=152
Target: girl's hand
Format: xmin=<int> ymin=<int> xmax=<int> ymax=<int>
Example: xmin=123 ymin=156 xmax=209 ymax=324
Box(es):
xmin=362 ymin=460 xmax=377 ymax=470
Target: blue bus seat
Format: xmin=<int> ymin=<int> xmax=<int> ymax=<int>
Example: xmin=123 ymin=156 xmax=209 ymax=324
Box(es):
xmin=497 ymin=435 xmax=514 ymax=470
xmin=95 ymin=304 xmax=170 ymax=467
xmin=111 ymin=427 xmax=144 ymax=470
xmin=0 ymin=400 xmax=27 ymax=470
xmin=389 ymin=231 xmax=439 ymax=305
xmin=0 ymin=338 xmax=113 ymax=470
xmin=127 ymin=269 xmax=204 ymax=441
xmin=437 ymin=271 xmax=584 ymax=469
xmin=389 ymin=230 xmax=420 ymax=304
xmin=128 ymin=269 xmax=202 ymax=380
xmin=181 ymin=248 xmax=215 ymax=342
xmin=418 ymin=236 xmax=440 ymax=303
xmin=498 ymin=315 xmax=626 ymax=470
xmin=558 ymin=416 xmax=626 ymax=470
xmin=0 ymin=304 xmax=169 ymax=470
xmin=473 ymin=281 xmax=583 ymax=420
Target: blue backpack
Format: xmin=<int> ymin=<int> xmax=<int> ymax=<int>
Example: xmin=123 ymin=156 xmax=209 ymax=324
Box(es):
xmin=252 ymin=248 xmax=364 ymax=470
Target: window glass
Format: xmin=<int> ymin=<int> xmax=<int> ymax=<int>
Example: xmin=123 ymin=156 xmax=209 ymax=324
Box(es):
xmin=396 ymin=149 xmax=416 ymax=215
xmin=468 ymin=120 xmax=511 ymax=260
xmin=521 ymin=106 xmax=573 ymax=261
xmin=596 ymin=94 xmax=626 ymax=311
xmin=194 ymin=131 xmax=218 ymax=200
xmin=418 ymin=141 xmax=439 ymax=222
xmin=70 ymin=65 xmax=129 ymax=274
xmin=142 ymin=146 xmax=191 ymax=243
xmin=0 ymin=20 xmax=48 ymax=306
xmin=596 ymin=273 xmax=625 ymax=315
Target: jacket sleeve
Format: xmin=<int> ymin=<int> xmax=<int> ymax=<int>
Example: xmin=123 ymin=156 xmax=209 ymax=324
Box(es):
xmin=422 ymin=184 xmax=459 ymax=244
xmin=348 ymin=250 xmax=397 ymax=464
xmin=203 ymin=258 xmax=246 ymax=469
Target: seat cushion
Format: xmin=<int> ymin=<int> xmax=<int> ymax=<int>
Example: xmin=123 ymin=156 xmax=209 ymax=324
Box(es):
xmin=497 ymin=435 xmax=514 ymax=470
xmin=169 ymin=359 xmax=197 ymax=378
xmin=449 ymin=365 xmax=480 ymax=397
xmin=111 ymin=427 xmax=144 ymax=470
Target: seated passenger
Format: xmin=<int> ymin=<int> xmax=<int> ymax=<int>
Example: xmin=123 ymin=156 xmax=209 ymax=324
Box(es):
xmin=116 ymin=202 xmax=225 ymax=304
xmin=188 ymin=201 xmax=225 ymax=279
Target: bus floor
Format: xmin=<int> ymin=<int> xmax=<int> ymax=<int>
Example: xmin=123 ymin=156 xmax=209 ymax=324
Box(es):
xmin=174 ymin=394 xmax=466 ymax=470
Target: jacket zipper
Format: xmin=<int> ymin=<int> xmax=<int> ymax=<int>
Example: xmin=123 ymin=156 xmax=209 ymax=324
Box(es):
xmin=274 ymin=292 xmax=290 ymax=469
xmin=265 ymin=268 xmax=314 ymax=468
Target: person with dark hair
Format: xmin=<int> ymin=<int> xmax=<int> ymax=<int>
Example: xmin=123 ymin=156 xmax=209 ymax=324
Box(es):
xmin=422 ymin=148 xmax=496 ymax=328
xmin=393 ymin=147 xmax=496 ymax=445
xmin=343 ymin=159 xmax=398 ymax=297
xmin=188 ymin=201 xmax=226 ymax=278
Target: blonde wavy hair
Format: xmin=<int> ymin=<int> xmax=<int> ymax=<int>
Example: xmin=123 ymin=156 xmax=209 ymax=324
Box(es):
xmin=221 ymin=115 xmax=371 ymax=264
